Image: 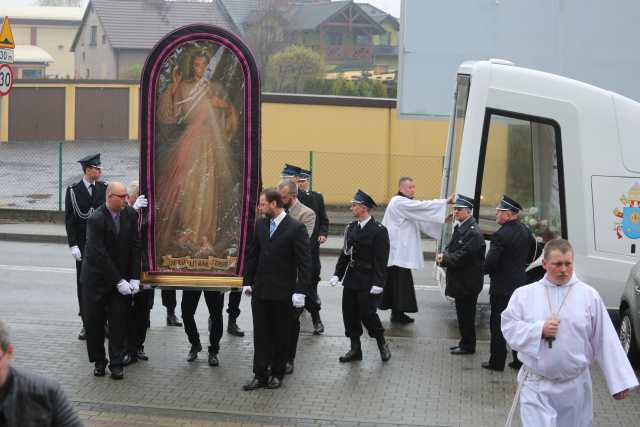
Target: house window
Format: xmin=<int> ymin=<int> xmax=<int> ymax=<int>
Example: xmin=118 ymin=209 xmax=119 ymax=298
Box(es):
xmin=326 ymin=32 xmax=343 ymax=45
xmin=102 ymin=34 xmax=107 ymax=45
xmin=379 ymin=33 xmax=390 ymax=45
xmin=356 ymin=34 xmax=371 ymax=45
xmin=90 ymin=26 xmax=97 ymax=46
xmin=22 ymin=69 xmax=43 ymax=79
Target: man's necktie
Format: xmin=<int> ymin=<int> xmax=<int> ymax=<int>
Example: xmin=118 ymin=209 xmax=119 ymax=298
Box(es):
xmin=114 ymin=215 xmax=120 ymax=234
xmin=269 ymin=219 xmax=276 ymax=238
xmin=89 ymin=183 xmax=95 ymax=201
xmin=454 ymin=224 xmax=459 ymax=233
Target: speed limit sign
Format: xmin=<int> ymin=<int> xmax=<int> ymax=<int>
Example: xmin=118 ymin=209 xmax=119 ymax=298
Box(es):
xmin=0 ymin=63 xmax=13 ymax=96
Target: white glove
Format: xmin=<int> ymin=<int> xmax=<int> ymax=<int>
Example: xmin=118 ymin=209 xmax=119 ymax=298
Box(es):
xmin=129 ymin=279 xmax=141 ymax=295
xmin=142 ymin=283 xmax=152 ymax=290
xmin=70 ymin=245 xmax=82 ymax=261
xmin=243 ymin=286 xmax=252 ymax=296
xmin=132 ymin=195 xmax=148 ymax=211
xmin=329 ymin=275 xmax=339 ymax=287
xmin=370 ymin=286 xmax=383 ymax=295
xmin=292 ymin=293 xmax=306 ymax=308
xmin=116 ymin=279 xmax=132 ymax=295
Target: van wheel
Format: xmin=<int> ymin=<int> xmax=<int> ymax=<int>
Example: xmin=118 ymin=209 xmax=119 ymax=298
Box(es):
xmin=619 ymin=310 xmax=639 ymax=367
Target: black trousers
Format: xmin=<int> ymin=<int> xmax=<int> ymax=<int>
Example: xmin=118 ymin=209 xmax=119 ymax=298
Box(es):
xmin=161 ymin=289 xmax=177 ymax=312
xmin=127 ymin=289 xmax=154 ymax=353
xmin=288 ymin=291 xmax=322 ymax=361
xmin=181 ymin=290 xmax=224 ymax=354
xmin=454 ymin=294 xmax=478 ymax=351
xmin=83 ymin=288 xmax=129 ymax=369
xmin=489 ymin=295 xmax=518 ymax=368
xmin=226 ymin=289 xmax=242 ymax=320
xmin=342 ymin=288 xmax=384 ymax=339
xmin=75 ymin=260 xmax=84 ymax=321
xmin=252 ymin=297 xmax=291 ymax=379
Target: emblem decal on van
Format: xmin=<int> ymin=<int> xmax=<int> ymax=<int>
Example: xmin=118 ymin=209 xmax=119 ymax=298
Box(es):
xmin=613 ymin=183 xmax=640 ymax=239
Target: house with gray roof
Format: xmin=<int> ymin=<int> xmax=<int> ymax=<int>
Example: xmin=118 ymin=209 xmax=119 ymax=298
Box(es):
xmin=71 ymin=0 xmax=238 ymax=79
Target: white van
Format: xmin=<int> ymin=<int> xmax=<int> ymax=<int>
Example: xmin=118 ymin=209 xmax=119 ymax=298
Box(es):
xmin=435 ymin=59 xmax=640 ymax=311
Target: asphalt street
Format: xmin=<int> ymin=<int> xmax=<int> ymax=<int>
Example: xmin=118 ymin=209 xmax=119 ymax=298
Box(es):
xmin=1 ymin=241 xmax=639 ymax=426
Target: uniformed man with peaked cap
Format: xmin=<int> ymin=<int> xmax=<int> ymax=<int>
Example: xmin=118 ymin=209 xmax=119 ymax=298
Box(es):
xmin=64 ymin=153 xmax=107 ymax=340
xmin=330 ymin=189 xmax=391 ymax=363
xmin=436 ymin=194 xmax=485 ymax=355
xmin=289 ymin=165 xmax=329 ymax=335
xmin=482 ymin=194 xmax=534 ymax=371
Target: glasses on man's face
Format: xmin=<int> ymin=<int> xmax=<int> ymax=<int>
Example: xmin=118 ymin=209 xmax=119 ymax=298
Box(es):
xmin=110 ymin=193 xmax=128 ymax=199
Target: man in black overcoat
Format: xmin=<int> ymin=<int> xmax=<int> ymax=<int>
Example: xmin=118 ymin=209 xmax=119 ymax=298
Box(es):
xmin=482 ymin=195 xmax=533 ymax=371
xmin=81 ymin=181 xmax=141 ymax=380
xmin=242 ymin=189 xmax=311 ymax=391
xmin=64 ymin=153 xmax=107 ymax=340
xmin=436 ymin=195 xmax=485 ymax=355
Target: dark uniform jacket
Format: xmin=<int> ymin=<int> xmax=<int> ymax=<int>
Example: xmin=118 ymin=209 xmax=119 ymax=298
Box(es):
xmin=334 ymin=217 xmax=390 ymax=291
xmin=484 ymin=219 xmax=533 ymax=296
xmin=64 ymin=179 xmax=107 ymax=251
xmin=0 ymin=367 xmax=83 ymax=427
xmin=243 ymin=214 xmax=311 ymax=301
xmin=298 ymin=190 xmax=329 ymax=239
xmin=80 ymin=204 xmax=141 ymax=301
xmin=441 ymin=217 xmax=485 ymax=298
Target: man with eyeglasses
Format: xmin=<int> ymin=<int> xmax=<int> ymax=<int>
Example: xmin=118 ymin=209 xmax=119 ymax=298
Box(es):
xmin=65 ymin=153 xmax=108 ymax=340
xmin=0 ymin=320 xmax=82 ymax=426
xmin=81 ymin=182 xmax=141 ymax=380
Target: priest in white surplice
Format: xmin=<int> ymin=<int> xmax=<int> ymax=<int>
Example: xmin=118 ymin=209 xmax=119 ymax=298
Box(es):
xmin=502 ymin=239 xmax=638 ymax=427
xmin=380 ymin=176 xmax=453 ymax=323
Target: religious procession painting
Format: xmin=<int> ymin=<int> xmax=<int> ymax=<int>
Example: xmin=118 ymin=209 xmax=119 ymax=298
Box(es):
xmin=139 ymin=25 xmax=261 ymax=288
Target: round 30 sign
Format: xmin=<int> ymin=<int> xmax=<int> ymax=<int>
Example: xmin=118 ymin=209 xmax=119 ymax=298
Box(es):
xmin=0 ymin=64 xmax=13 ymax=97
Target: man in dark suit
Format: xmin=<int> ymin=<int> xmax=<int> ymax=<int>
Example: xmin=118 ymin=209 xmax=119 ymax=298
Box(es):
xmin=64 ymin=153 xmax=107 ymax=340
xmin=436 ymin=195 xmax=485 ymax=355
xmin=295 ymin=167 xmax=329 ymax=335
xmin=329 ymin=190 xmax=391 ymax=363
xmin=81 ymin=181 xmax=141 ymax=380
xmin=242 ymin=189 xmax=311 ymax=391
xmin=482 ymin=195 xmax=533 ymax=371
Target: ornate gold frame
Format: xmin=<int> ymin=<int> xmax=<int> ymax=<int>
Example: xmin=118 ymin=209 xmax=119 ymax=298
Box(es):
xmin=141 ymin=272 xmax=243 ymax=288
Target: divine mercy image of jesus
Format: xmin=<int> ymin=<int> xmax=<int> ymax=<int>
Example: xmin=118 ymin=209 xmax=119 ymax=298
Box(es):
xmin=154 ymin=41 xmax=244 ymax=274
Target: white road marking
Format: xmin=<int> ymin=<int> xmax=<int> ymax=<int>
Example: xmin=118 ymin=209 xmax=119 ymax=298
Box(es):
xmin=317 ymin=281 xmax=441 ymax=291
xmin=0 ymin=264 xmax=75 ymax=274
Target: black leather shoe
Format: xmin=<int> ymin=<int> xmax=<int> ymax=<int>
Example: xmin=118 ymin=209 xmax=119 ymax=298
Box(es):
xmin=339 ymin=348 xmax=363 ymax=363
xmin=243 ymin=376 xmax=268 ymax=391
xmin=227 ymin=321 xmax=245 ymax=337
xmin=208 ymin=352 xmax=219 ymax=367
xmin=122 ymin=353 xmax=136 ymax=366
xmin=167 ymin=314 xmax=183 ymax=327
xmin=450 ymin=348 xmax=475 ymax=355
xmin=94 ymin=361 xmax=107 ymax=377
xmin=187 ymin=343 xmax=202 ymax=362
xmin=135 ymin=349 xmax=149 ymax=361
xmin=449 ymin=345 xmax=460 ymax=351
xmin=391 ymin=313 xmax=415 ymax=324
xmin=378 ymin=342 xmax=392 ymax=362
xmin=266 ymin=376 xmax=282 ymax=389
xmin=508 ymin=360 xmax=523 ymax=370
xmin=78 ymin=327 xmax=86 ymax=341
xmin=481 ymin=362 xmax=504 ymax=372
xmin=313 ymin=321 xmax=325 ymax=335
xmin=110 ymin=366 xmax=124 ymax=380
xmin=284 ymin=360 xmax=294 ymax=375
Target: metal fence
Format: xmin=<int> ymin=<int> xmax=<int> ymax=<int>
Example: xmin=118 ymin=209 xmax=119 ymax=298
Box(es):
xmin=0 ymin=140 xmax=444 ymax=210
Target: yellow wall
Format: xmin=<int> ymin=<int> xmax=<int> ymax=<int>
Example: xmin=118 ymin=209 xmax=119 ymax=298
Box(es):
xmin=0 ymin=83 xmax=449 ymax=204
xmin=12 ymin=23 xmax=78 ymax=78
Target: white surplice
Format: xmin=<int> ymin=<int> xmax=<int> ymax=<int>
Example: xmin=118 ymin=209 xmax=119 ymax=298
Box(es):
xmin=382 ymin=195 xmax=447 ymax=269
xmin=502 ymin=273 xmax=639 ymax=427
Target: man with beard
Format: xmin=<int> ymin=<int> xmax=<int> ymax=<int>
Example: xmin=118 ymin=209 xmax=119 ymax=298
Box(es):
xmin=242 ymin=189 xmax=311 ymax=390
xmin=380 ymin=177 xmax=453 ymax=323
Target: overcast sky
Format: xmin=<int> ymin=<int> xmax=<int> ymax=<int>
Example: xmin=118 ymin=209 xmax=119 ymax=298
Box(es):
xmin=3 ymin=0 xmax=401 ymax=17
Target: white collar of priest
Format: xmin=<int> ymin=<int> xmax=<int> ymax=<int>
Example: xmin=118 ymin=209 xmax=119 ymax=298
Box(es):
xmin=541 ymin=272 xmax=579 ymax=288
